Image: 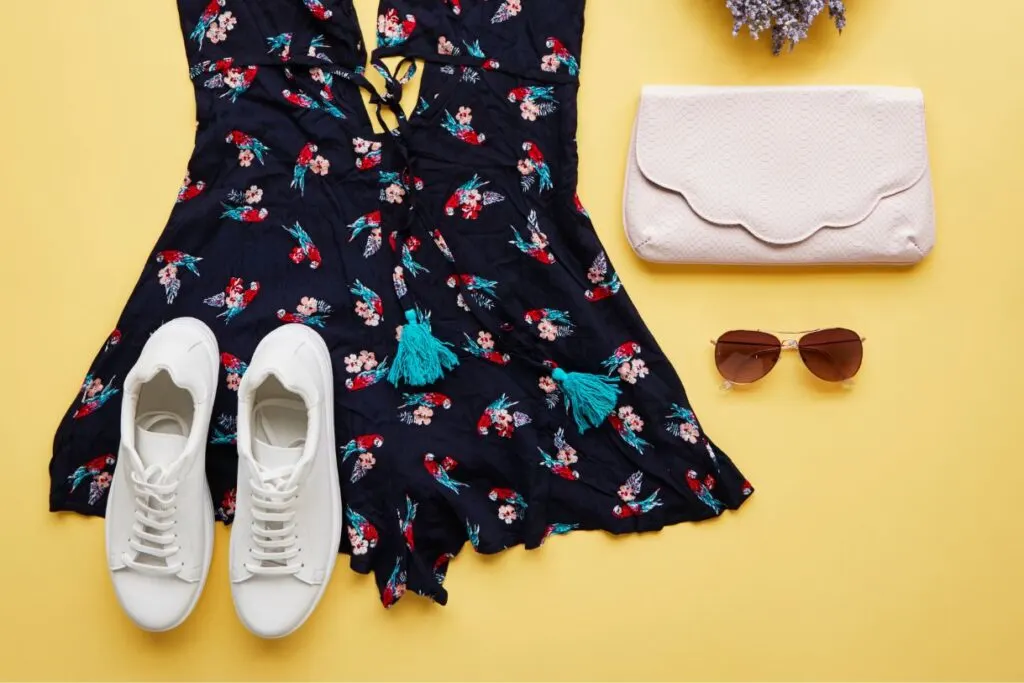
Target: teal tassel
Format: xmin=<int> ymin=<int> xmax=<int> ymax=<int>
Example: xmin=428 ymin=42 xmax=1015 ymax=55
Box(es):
xmin=552 ymin=367 xmax=621 ymax=434
xmin=388 ymin=308 xmax=459 ymax=387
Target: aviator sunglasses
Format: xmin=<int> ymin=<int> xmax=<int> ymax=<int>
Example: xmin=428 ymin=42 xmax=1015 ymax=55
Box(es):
xmin=712 ymin=328 xmax=865 ymax=386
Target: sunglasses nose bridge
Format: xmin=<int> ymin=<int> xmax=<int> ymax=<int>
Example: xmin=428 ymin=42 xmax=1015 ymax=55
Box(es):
xmin=781 ymin=338 xmax=799 ymax=351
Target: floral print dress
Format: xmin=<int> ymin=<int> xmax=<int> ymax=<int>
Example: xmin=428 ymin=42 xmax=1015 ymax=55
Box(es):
xmin=50 ymin=0 xmax=754 ymax=608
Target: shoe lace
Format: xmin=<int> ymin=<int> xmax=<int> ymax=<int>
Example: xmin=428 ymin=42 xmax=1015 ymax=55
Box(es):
xmin=245 ymin=458 xmax=304 ymax=576
xmin=123 ymin=465 xmax=182 ymax=576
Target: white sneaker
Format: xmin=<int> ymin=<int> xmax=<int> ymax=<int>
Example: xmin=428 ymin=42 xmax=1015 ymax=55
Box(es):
xmin=230 ymin=324 xmax=341 ymax=639
xmin=105 ymin=317 xmax=218 ymax=631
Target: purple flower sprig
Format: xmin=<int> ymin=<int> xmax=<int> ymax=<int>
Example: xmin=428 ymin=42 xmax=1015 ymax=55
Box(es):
xmin=725 ymin=0 xmax=847 ymax=55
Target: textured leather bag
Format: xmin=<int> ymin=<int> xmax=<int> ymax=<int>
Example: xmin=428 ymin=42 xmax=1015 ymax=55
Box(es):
xmin=623 ymin=86 xmax=936 ymax=265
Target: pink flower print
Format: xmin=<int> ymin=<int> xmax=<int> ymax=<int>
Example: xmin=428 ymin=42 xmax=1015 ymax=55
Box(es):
xmin=520 ymin=101 xmax=540 ymax=121
xmin=617 ymin=406 xmax=644 ymax=432
xmin=517 ymin=158 xmax=535 ymax=176
xmin=537 ymin=319 xmax=557 ymax=341
xmin=351 ymin=536 xmax=369 ymax=555
xmin=617 ymin=485 xmax=636 ymax=502
xmin=438 ymin=36 xmax=455 ymax=55
xmin=94 ymin=472 xmax=112 ymax=489
xmin=344 ymin=353 xmax=362 ymax=373
xmin=358 ymin=452 xmax=376 ymax=468
xmin=297 ymin=297 xmax=319 ymax=316
xmin=244 ymin=185 xmax=263 ymax=204
xmin=678 ymin=422 xmax=700 ymax=444
xmin=223 ymin=70 xmax=245 ymax=90
xmin=85 ymin=377 xmax=104 ymax=398
xmin=309 ymin=155 xmax=330 ymax=176
xmin=477 ymin=331 xmax=494 ymax=350
xmin=385 ymin=184 xmax=406 ymax=204
xmin=226 ymin=373 xmax=241 ymax=391
xmin=352 ymin=137 xmax=372 ymax=154
xmin=587 ymin=264 xmax=605 ymax=284
xmin=207 ymin=23 xmax=228 ymax=44
xmin=217 ymin=11 xmax=237 ymax=31
xmin=507 ymin=0 xmax=522 ymax=13
xmin=498 ymin=504 xmax=517 ymax=524
xmin=541 ymin=54 xmax=559 ymax=72
xmin=455 ymin=106 xmax=473 ymax=125
xmin=413 ymin=406 xmax=434 ymax=426
xmin=226 ymin=291 xmax=243 ymax=309
xmin=358 ymin=351 xmax=378 ymax=370
xmin=310 ymin=67 xmax=325 ymax=83
xmin=238 ymin=149 xmax=255 ymax=167
xmin=538 ymin=376 xmax=557 ymax=394
xmin=158 ymin=264 xmax=178 ymax=285
xmin=557 ymin=446 xmax=578 ymax=465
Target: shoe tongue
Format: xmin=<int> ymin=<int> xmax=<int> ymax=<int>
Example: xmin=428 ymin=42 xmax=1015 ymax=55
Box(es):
xmin=252 ymin=437 xmax=304 ymax=472
xmin=135 ymin=426 xmax=188 ymax=469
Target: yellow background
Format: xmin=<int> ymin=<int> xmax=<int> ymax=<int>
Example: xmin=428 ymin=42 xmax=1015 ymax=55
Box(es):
xmin=2 ymin=1 xmax=1022 ymax=680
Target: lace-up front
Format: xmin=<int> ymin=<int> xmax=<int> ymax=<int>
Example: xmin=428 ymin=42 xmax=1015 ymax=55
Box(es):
xmin=244 ymin=398 xmax=310 ymax=576
xmin=123 ymin=412 xmax=190 ymax=576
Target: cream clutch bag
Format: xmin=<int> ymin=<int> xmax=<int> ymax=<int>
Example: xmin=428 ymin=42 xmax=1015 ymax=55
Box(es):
xmin=623 ymin=85 xmax=936 ymax=265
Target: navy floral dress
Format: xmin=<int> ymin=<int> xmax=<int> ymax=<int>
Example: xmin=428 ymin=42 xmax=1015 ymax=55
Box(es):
xmin=51 ymin=0 xmax=754 ymax=608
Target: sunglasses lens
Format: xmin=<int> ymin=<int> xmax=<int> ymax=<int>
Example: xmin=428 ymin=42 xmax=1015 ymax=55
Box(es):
xmin=715 ymin=330 xmax=782 ymax=384
xmin=798 ymin=328 xmax=863 ymax=382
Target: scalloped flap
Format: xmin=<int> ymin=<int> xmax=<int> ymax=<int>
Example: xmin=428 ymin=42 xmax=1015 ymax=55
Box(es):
xmin=634 ymin=86 xmax=928 ymax=245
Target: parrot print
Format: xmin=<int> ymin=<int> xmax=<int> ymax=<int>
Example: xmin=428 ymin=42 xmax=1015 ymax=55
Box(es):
xmin=465 ymin=520 xmax=481 ymax=549
xmin=462 ymin=331 xmax=510 ymax=366
xmin=489 ymin=487 xmax=528 ymax=523
xmin=665 ymin=404 xmax=702 ymax=444
xmin=523 ymin=308 xmax=574 ymax=341
xmin=220 ymin=352 xmax=248 ymax=391
xmin=492 ymin=0 xmax=524 ymax=24
xmin=608 ymin=406 xmax=651 ymax=455
xmin=189 ymin=0 xmax=227 ymax=49
xmin=225 ymin=130 xmax=269 ymax=165
xmin=303 ymin=0 xmax=333 ymax=20
xmin=276 ymin=296 xmax=332 ymax=328
xmin=398 ymin=495 xmax=417 ymax=550
xmin=51 ymin=0 xmax=756 ymax=611
xmin=444 ymin=174 xmax=505 ymax=220
xmin=686 ymin=470 xmax=725 ymax=515
xmin=67 ymin=453 xmax=116 ymax=506
xmin=542 ymin=37 xmax=579 ymax=76
xmin=350 ymin=278 xmax=383 ymax=326
xmin=584 ymin=251 xmax=621 ymax=301
xmin=446 ymin=273 xmax=499 ymax=310
xmin=284 ymin=222 xmax=322 ymax=269
xmin=519 ymin=141 xmax=553 ymax=192
xmin=538 ymin=428 xmax=580 ymax=481
xmin=508 ymin=210 xmax=555 ymax=264
xmin=398 ymin=392 xmax=452 ymax=425
xmin=541 ymin=523 xmax=579 ymax=544
xmin=266 ymin=32 xmax=293 ymax=61
xmin=381 ymin=557 xmax=407 ymax=608
xmin=155 ymin=250 xmax=202 ymax=304
xmin=176 ymin=175 xmax=205 ymax=203
xmin=477 ymin=394 xmax=532 ymax=438
xmin=346 ymin=506 xmax=380 ymax=555
xmin=601 ymin=341 xmax=641 ymax=375
xmin=215 ymin=488 xmax=236 ymax=522
xmin=377 ymin=9 xmax=416 ymax=48
xmin=73 ymin=374 xmax=119 ymax=419
xmin=431 ymin=229 xmax=455 ymax=262
xmin=204 ymin=277 xmax=260 ymax=323
xmin=343 ymin=433 xmax=382 ymax=483
xmin=612 ymin=471 xmax=663 ymax=519
xmin=210 ymin=414 xmax=237 ymax=445
xmin=424 ymin=453 xmax=470 ymax=494
xmin=508 ymin=85 xmax=557 ymax=120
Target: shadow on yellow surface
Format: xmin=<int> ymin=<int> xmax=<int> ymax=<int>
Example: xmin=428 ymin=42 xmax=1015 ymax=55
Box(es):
xmin=1 ymin=0 xmax=1023 ymax=681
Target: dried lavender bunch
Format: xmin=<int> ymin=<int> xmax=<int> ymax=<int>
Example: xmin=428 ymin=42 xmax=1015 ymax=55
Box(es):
xmin=726 ymin=0 xmax=846 ymax=55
